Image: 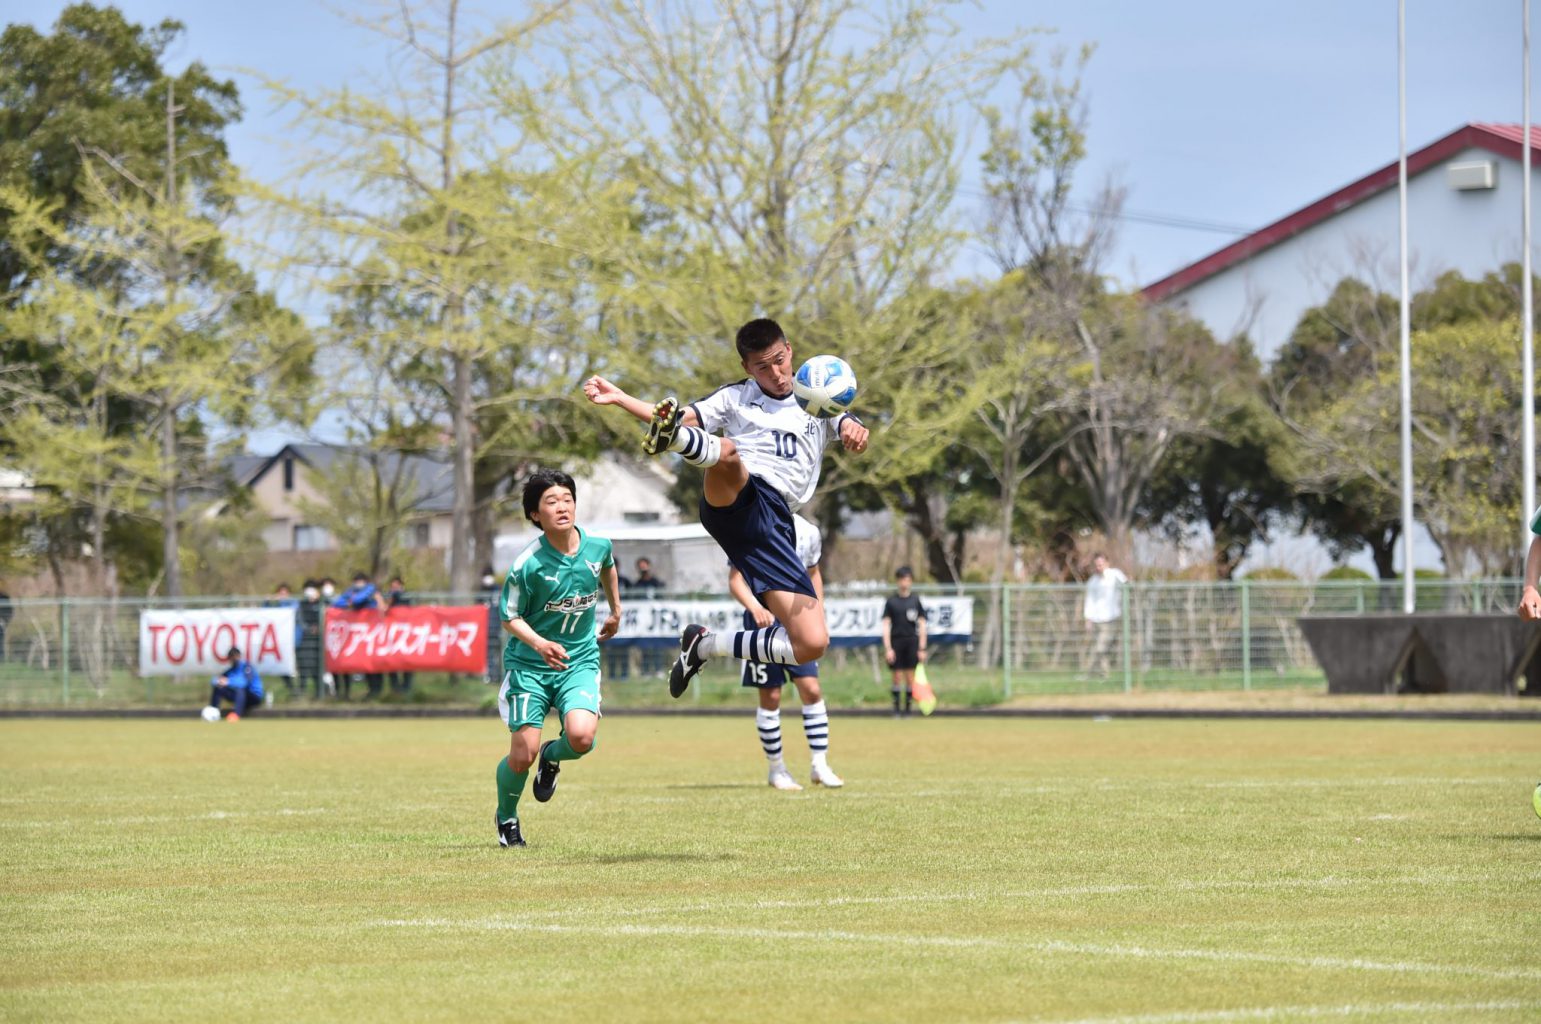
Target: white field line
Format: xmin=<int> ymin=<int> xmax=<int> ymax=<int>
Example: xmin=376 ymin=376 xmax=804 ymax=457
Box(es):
xmin=1020 ymin=1000 xmax=1539 ymax=1024
xmin=470 ymin=871 xmax=1541 ymax=924
xmin=621 ymin=776 xmax=1517 ymax=796
xmin=0 ymin=807 xmax=332 ymax=828
xmin=370 ymin=918 xmax=1541 ymax=982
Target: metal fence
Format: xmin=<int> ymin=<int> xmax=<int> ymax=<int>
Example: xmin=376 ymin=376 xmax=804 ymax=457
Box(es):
xmin=0 ymin=579 xmax=1526 ymax=707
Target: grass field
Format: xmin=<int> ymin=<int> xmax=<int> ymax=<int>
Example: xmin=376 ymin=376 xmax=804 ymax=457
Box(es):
xmin=3 ymin=715 xmax=1538 ymax=1023
xmin=0 ymin=648 xmax=1327 ymax=711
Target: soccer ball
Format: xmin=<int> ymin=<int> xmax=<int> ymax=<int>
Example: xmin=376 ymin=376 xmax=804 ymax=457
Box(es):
xmin=793 ymin=354 xmax=858 ymax=418
xmin=200 ymin=705 xmax=221 ymax=723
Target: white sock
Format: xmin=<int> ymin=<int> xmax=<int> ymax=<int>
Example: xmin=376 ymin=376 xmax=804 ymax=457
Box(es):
xmin=802 ymin=699 xmax=829 ymax=768
xmin=727 ymin=625 xmax=797 ymax=665
xmin=670 ymin=425 xmax=721 ymax=467
xmin=756 ymin=707 xmax=783 ymax=766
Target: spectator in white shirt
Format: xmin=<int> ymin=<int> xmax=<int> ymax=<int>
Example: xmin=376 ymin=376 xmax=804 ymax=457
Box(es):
xmin=1080 ymin=553 xmax=1129 ymax=680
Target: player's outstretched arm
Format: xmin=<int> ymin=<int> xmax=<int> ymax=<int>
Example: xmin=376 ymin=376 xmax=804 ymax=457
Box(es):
xmin=598 ymin=564 xmax=622 ymax=641
xmin=837 ymin=414 xmax=869 ymax=454
xmin=729 ymin=567 xmax=775 ymax=627
xmin=1520 ymin=536 xmax=1541 ymax=619
xmin=583 ymin=375 xmax=701 ymax=427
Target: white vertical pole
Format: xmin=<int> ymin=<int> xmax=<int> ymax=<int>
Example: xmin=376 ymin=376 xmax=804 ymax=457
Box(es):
xmin=1398 ymin=0 xmax=1416 ymax=613
xmin=1524 ymin=0 xmax=1536 ymax=559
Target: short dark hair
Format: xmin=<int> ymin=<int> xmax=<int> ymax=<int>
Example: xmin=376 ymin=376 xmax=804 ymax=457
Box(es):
xmin=523 ymin=468 xmax=578 ymax=523
xmin=275 ymin=582 xmax=291 ymax=593
xmin=302 ymin=578 xmax=319 ymax=589
xmin=225 ymin=646 xmax=241 ymax=660
xmin=389 ymin=576 xmax=404 ymax=586
xmin=735 ymin=318 xmax=786 ymax=360
xmin=352 ymin=571 xmax=368 ymax=583
xmin=895 ymin=565 xmax=914 ymax=579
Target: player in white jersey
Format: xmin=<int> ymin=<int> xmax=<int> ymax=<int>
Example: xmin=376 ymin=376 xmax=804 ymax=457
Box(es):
xmin=582 ymin=317 xmax=869 ymax=698
xmin=732 ymin=514 xmax=842 ymax=790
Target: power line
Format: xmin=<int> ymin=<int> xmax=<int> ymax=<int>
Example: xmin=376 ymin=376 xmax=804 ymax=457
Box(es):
xmin=956 ymin=184 xmax=1252 ymax=236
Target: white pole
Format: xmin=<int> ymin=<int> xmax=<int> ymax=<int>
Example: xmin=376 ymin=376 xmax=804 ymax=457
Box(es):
xmin=1398 ymin=0 xmax=1416 ymax=613
xmin=1524 ymin=0 xmax=1536 ymax=560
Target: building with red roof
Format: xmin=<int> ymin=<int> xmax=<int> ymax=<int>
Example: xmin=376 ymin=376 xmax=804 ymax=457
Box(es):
xmin=1141 ymin=123 xmax=1541 ymax=358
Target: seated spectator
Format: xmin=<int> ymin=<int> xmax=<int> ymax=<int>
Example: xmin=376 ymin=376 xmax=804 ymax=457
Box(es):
xmin=207 ymin=647 xmax=265 ymax=721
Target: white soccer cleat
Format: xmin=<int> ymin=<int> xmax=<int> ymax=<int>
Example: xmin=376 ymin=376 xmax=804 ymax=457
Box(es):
xmin=810 ymin=765 xmax=844 ymax=788
xmin=767 ymin=767 xmax=804 ymax=791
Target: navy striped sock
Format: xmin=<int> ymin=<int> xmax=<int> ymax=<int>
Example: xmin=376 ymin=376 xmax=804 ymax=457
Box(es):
xmin=731 ymin=626 xmax=796 ymax=665
xmin=756 ymin=707 xmax=783 ymax=765
xmin=801 ymin=699 xmax=829 ymax=766
xmin=671 ymin=426 xmax=721 ymax=466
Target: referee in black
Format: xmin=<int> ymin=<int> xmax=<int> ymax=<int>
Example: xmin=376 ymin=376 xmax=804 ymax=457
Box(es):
xmin=880 ymin=566 xmax=928 ymax=717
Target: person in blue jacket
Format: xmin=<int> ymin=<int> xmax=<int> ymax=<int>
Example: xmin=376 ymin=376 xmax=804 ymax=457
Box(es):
xmin=207 ymin=647 xmax=265 ymax=720
xmin=334 ymin=571 xmax=387 ymax=699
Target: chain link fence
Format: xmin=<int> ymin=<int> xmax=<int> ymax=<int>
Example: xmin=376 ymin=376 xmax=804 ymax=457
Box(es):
xmin=0 ymin=579 xmax=1525 ymax=708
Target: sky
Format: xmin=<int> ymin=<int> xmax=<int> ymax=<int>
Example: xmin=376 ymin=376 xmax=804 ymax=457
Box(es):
xmin=12 ymin=1 xmax=1532 ymax=573
xmin=16 ymin=0 xmax=1533 ymax=290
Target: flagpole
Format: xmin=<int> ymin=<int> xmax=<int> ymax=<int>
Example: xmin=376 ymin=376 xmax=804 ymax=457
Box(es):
xmin=1398 ymin=0 xmax=1416 ymax=613
xmin=1523 ymin=0 xmax=1535 ymax=558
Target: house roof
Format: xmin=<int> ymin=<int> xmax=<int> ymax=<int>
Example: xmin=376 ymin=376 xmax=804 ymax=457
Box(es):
xmin=241 ymin=443 xmax=455 ymax=514
xmin=1141 ymin=123 xmax=1541 ymax=303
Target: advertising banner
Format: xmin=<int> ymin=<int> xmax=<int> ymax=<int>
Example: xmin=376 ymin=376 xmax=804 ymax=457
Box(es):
xmin=603 ymin=596 xmax=973 ymax=647
xmin=324 ymin=605 xmax=488 ymax=673
xmin=139 ymin=607 xmax=297 ymax=677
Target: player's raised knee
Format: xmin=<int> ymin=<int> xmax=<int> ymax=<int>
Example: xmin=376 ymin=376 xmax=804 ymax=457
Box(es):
xmin=507 ymin=751 xmax=536 ymax=774
xmin=792 ymin=631 xmax=828 ymax=665
xmin=568 ymin=729 xmax=597 ymax=755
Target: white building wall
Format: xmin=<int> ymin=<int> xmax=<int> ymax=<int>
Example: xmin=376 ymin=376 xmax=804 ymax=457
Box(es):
xmin=1168 ymin=146 xmax=1541 ymax=359
xmin=1158 ymin=146 xmax=1541 ymax=577
xmin=577 ymin=453 xmax=681 ymax=526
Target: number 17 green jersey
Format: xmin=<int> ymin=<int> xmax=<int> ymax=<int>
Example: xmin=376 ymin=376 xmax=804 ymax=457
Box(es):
xmin=499 ymin=527 xmax=615 ymax=673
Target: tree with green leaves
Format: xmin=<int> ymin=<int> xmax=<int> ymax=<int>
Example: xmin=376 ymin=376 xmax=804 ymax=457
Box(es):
xmin=0 ymin=4 xmax=249 ymax=590
xmin=1297 ymin=315 xmax=1525 ymax=577
xmin=0 ymin=3 xmax=239 ymax=307
xmin=3 ymin=103 xmax=311 ymax=596
xmin=976 ymin=52 xmax=1237 ymax=565
xmin=260 ymin=0 xmax=617 ymax=591
xmin=1139 ymin=341 xmax=1294 ymax=579
xmin=1274 ymin=268 xmax=1533 ymax=579
xmin=552 ymin=0 xmax=1040 ymax=527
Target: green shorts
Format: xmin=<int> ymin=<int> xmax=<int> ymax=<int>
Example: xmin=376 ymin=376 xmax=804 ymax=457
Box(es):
xmin=498 ymin=660 xmax=603 ymax=732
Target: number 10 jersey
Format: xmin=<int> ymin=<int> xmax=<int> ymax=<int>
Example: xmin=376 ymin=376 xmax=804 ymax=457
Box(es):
xmin=689 ymin=379 xmax=842 ymax=513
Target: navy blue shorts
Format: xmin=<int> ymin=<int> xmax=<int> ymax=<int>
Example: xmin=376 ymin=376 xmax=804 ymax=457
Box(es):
xmin=699 ymin=474 xmax=816 ymax=600
xmin=738 ymin=609 xmax=818 ymax=688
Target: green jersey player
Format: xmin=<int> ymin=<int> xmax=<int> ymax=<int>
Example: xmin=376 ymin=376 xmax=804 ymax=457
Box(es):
xmin=493 ymin=469 xmax=621 ymax=848
xmin=1521 ymin=504 xmax=1541 ymax=620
